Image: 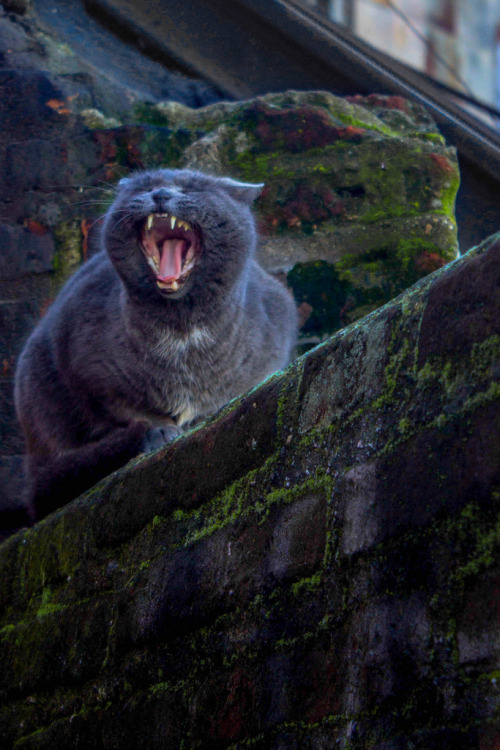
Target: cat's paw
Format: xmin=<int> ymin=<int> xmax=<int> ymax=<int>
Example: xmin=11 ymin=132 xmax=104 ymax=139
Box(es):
xmin=142 ymin=424 xmax=181 ymax=453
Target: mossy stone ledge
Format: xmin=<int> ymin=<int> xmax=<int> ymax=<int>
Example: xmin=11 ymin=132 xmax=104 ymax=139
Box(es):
xmin=0 ymin=229 xmax=498 ymax=749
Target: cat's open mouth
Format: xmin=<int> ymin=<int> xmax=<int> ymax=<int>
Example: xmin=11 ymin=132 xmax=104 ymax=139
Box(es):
xmin=140 ymin=213 xmax=200 ymax=293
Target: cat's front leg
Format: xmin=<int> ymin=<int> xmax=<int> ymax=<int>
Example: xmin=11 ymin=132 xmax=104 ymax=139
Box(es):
xmin=142 ymin=422 xmax=182 ymax=453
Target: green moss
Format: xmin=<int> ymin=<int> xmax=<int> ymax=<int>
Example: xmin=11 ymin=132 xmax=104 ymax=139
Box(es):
xmin=471 ymin=335 xmax=500 ymax=374
xmin=336 ymin=253 xmax=358 ymax=272
xmin=275 ymin=362 xmax=302 ymax=436
xmin=480 ymin=670 xmax=500 ymax=682
xmin=171 ymin=463 xmax=333 ymax=549
xmin=398 ymin=417 xmax=412 ymax=436
xmin=140 ymin=127 xmax=189 ymax=169
xmin=458 ymin=510 xmax=500 ymax=578
xmin=126 ymin=92 xmax=458 ymax=356
xmin=354 ymin=140 xmax=459 ymax=228
xmin=372 ymin=335 xmax=412 ymax=411
xmin=290 ymin=571 xmax=322 ymax=597
xmin=357 ymin=148 xmax=411 ymax=218
xmin=462 ymin=380 xmax=500 ymax=413
xmin=36 ymin=587 xmax=66 ymax=618
xmin=149 ymin=677 xmax=190 ymax=696
xmin=151 ymin=515 xmax=166 ymax=530
xmin=287 ymin=260 xmax=351 ymax=336
xmin=324 ymin=103 xmax=396 ymax=137
xmin=13 ymin=512 xmax=94 ymax=616
xmin=233 ymin=150 xmax=272 ymax=182
xmin=133 ymin=102 xmax=171 ymax=127
xmin=0 ymin=623 xmax=15 ymax=638
xmin=395 ymin=237 xmax=442 ymax=270
xmin=52 ymin=220 xmax=83 ymax=288
xmin=260 ymin=469 xmax=333 ymax=516
xmin=275 ymin=628 xmax=316 ymax=651
xmin=417 ymin=131 xmax=446 ymax=144
xmin=362 ymin=204 xmax=420 ymax=224
xmin=416 ymin=359 xmax=437 ymax=385
xmin=427 ymin=500 xmax=500 ymax=623
xmin=416 ymin=333 xmax=500 ymax=402
xmin=439 ymin=165 xmax=461 ymax=216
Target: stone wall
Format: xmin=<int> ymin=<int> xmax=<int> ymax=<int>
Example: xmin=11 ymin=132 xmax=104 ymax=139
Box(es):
xmin=0 ymin=232 xmax=498 ymax=748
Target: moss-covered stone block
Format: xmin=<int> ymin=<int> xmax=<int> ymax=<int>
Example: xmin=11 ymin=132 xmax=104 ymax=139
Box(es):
xmin=127 ymin=90 xmax=460 ymax=347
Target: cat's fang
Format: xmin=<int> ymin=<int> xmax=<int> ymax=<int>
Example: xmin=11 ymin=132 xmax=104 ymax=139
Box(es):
xmin=170 ymin=216 xmax=177 ymax=229
xmin=156 ymin=278 xmax=180 ymax=292
xmin=146 ymin=214 xmax=154 ymax=231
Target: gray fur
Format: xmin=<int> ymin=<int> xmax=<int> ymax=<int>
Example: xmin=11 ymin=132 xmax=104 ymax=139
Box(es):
xmin=14 ymin=168 xmax=298 ymax=520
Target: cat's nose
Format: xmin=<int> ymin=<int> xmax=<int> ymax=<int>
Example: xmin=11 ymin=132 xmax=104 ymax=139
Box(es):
xmin=151 ymin=187 xmax=180 ymax=208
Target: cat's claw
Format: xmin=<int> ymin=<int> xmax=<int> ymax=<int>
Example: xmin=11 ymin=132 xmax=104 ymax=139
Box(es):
xmin=142 ymin=424 xmax=181 ymax=453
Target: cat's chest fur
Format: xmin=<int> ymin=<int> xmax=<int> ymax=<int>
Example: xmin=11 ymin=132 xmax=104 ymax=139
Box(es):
xmin=128 ymin=324 xmax=221 ymax=426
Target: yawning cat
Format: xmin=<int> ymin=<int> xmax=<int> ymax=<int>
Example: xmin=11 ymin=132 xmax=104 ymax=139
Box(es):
xmin=14 ymin=169 xmax=298 ymax=521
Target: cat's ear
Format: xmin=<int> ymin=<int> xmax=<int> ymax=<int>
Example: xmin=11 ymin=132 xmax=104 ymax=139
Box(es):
xmin=118 ymin=176 xmax=132 ymax=188
xmin=218 ymin=178 xmax=264 ymax=204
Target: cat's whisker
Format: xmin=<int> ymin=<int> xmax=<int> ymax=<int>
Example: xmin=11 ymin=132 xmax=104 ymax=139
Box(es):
xmin=67 ymin=184 xmax=116 ymax=192
xmin=96 ymin=180 xmax=121 ymax=188
xmin=66 ymin=201 xmax=111 ymax=210
xmin=114 ymin=212 xmax=136 ymax=228
xmin=84 ymin=216 xmax=107 ymax=234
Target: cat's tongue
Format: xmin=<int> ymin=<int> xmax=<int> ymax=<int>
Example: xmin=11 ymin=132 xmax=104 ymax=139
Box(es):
xmin=158 ymin=239 xmax=184 ymax=282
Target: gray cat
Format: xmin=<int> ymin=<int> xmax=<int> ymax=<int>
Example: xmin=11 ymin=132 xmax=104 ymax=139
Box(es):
xmin=14 ymin=169 xmax=298 ymax=522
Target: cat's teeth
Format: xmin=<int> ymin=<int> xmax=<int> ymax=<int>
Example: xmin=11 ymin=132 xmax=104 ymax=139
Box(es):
xmin=157 ymin=278 xmax=180 ymax=291
xmin=148 ymin=214 xmax=191 ymax=232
